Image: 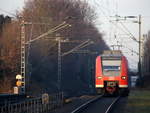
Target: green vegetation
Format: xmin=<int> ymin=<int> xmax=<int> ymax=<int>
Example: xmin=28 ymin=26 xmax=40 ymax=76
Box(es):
xmin=125 ymin=89 xmax=150 ymax=113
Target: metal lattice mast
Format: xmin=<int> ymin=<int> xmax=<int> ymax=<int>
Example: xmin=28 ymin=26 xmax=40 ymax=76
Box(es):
xmin=20 ymin=20 xmax=26 ymax=94
xmin=19 ymin=21 xmax=71 ymax=94
xmin=57 ymin=37 xmax=61 ymax=91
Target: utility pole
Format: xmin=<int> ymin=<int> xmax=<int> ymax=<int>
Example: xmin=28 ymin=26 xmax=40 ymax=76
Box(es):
xmin=57 ymin=36 xmax=61 ymax=91
xmin=111 ymin=15 xmax=143 ymax=86
xmin=56 ymin=38 xmax=94 ymax=92
xmin=19 ymin=20 xmax=71 ymax=94
xmin=138 ymin=15 xmax=142 ymax=86
xmin=19 ymin=18 xmax=94 ymax=93
xmin=20 ymin=20 xmax=26 ymax=94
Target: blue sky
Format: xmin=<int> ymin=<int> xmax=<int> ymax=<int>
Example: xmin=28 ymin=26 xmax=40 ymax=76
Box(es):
xmin=0 ymin=0 xmax=150 ymax=70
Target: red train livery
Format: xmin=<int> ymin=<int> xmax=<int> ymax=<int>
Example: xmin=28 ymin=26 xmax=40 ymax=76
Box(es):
xmin=95 ymin=50 xmax=129 ymax=95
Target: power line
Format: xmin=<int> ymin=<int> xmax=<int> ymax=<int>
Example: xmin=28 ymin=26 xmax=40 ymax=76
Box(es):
xmin=0 ymin=8 xmax=16 ymax=17
xmin=116 ymin=40 xmax=139 ymax=55
xmin=25 ymin=21 xmax=71 ymax=44
xmin=61 ymin=39 xmax=92 ymax=57
xmin=119 ymin=21 xmax=138 ymax=42
xmin=93 ymin=2 xmax=135 ymax=42
xmin=122 ymin=45 xmax=139 ymax=55
xmin=93 ymin=0 xmax=140 ymax=46
xmin=20 ymin=19 xmax=71 ymax=93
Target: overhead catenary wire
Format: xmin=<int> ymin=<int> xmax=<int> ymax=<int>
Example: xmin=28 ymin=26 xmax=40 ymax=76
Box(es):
xmin=61 ymin=39 xmax=92 ymax=57
xmin=93 ymin=1 xmax=140 ymax=58
xmin=25 ymin=21 xmax=71 ymax=44
xmin=93 ymin=0 xmax=140 ymax=44
xmin=93 ymin=0 xmax=117 ymax=16
xmin=0 ymin=8 xmax=16 ymax=17
xmin=93 ymin=1 xmax=130 ymax=38
xmin=122 ymin=45 xmax=139 ymax=55
xmin=116 ymin=40 xmax=139 ymax=55
xmin=20 ymin=19 xmax=72 ymax=93
xmin=93 ymin=0 xmax=141 ymax=71
xmin=119 ymin=21 xmax=138 ymax=43
xmin=26 ymin=23 xmax=34 ymax=79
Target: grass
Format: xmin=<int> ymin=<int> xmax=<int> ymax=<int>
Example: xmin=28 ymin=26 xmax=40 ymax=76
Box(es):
xmin=124 ymin=89 xmax=150 ymax=113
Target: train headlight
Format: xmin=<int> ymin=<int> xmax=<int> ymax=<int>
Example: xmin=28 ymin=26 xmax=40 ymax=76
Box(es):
xmin=97 ymin=76 xmax=102 ymax=79
xmin=121 ymin=76 xmax=126 ymax=80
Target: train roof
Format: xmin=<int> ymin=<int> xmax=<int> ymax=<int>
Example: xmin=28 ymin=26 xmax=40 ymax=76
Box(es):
xmin=101 ymin=50 xmax=123 ymax=58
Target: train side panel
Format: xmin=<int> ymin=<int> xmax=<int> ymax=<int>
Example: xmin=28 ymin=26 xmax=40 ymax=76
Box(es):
xmin=119 ymin=56 xmax=128 ymax=88
xmin=95 ymin=56 xmax=103 ymax=88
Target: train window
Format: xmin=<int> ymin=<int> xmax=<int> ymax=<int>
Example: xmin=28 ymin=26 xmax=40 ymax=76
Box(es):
xmin=103 ymin=66 xmax=120 ymax=71
xmin=102 ymin=59 xmax=121 ymax=76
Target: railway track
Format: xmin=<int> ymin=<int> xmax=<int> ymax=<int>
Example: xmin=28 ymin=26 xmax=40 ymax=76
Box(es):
xmin=70 ymin=95 xmax=120 ymax=113
xmin=105 ymin=96 xmax=120 ymax=113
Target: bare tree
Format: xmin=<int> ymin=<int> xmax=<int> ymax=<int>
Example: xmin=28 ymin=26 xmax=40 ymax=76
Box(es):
xmin=0 ymin=20 xmax=20 ymax=93
xmin=0 ymin=0 xmax=108 ymax=94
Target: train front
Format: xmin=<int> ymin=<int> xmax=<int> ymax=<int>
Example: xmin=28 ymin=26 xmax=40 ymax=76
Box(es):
xmin=95 ymin=51 xmax=129 ymax=95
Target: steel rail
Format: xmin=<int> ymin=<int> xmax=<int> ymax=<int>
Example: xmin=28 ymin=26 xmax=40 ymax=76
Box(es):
xmin=70 ymin=94 xmax=104 ymax=113
xmin=105 ymin=96 xmax=121 ymax=113
xmin=70 ymin=95 xmax=120 ymax=113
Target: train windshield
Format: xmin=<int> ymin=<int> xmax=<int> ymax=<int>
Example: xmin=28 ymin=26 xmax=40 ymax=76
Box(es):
xmin=102 ymin=58 xmax=121 ymax=76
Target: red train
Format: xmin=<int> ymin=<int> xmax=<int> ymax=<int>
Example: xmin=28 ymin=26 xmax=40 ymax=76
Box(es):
xmin=95 ymin=50 xmax=129 ymax=96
